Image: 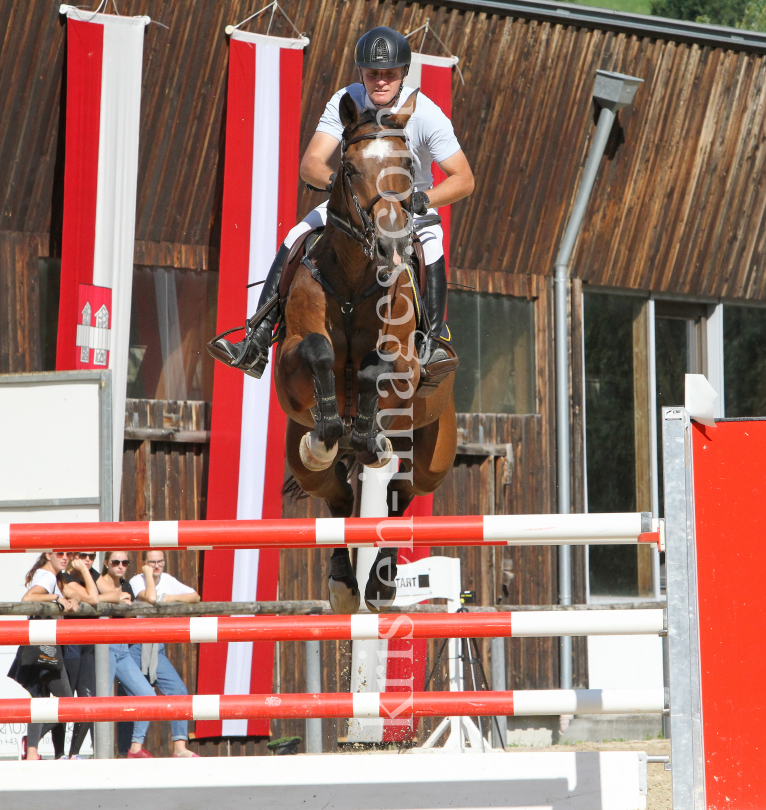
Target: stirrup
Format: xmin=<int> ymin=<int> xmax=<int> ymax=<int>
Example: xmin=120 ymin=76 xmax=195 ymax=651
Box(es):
xmin=416 ymin=338 xmax=459 ymax=398
xmin=206 ymin=294 xmax=279 ymax=379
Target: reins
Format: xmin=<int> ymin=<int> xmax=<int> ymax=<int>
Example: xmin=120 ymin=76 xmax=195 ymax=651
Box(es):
xmin=301 ymin=120 xmax=415 ymax=422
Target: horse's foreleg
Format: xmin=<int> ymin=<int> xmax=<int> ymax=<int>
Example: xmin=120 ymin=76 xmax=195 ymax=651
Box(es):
xmin=297 ymin=333 xmax=344 ymax=471
xmin=350 ymin=350 xmax=398 ymax=468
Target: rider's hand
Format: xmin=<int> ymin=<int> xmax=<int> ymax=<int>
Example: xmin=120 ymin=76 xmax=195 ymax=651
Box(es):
xmin=412 ymin=190 xmax=430 ymax=216
xmin=325 ymin=172 xmax=336 ymax=193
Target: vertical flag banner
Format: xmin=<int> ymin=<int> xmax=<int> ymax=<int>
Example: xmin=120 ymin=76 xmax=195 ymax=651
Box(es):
xmin=56 ymin=6 xmax=150 ymax=518
xmin=196 ymin=31 xmax=308 ymax=739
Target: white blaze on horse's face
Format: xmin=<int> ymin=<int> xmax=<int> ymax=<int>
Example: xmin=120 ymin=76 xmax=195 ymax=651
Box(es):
xmin=362 ymin=138 xmax=394 ymax=161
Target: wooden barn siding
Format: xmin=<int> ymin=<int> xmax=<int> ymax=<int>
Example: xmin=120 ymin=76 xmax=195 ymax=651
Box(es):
xmin=3 ymin=1 xmax=766 ymax=300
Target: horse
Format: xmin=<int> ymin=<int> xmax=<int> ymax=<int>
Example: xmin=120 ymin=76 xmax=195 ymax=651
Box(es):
xmin=275 ymin=91 xmax=457 ymax=614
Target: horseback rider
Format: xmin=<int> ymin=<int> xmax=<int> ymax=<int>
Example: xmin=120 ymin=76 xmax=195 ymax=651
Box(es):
xmin=215 ymin=25 xmax=474 ymax=379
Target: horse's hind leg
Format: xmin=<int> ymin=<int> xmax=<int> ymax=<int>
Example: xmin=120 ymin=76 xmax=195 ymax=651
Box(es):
xmin=364 ymin=547 xmax=398 ymax=613
xmin=349 ymin=350 xmax=396 ymax=467
xmin=387 ymin=403 xmax=457 ymax=517
xmin=297 ymin=333 xmax=345 ymax=471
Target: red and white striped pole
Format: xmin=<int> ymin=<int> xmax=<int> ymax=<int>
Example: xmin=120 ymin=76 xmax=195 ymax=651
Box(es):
xmin=0 ymin=513 xmax=664 ymax=552
xmin=0 ymin=610 xmax=664 ymax=646
xmin=0 ymin=689 xmax=665 ymax=723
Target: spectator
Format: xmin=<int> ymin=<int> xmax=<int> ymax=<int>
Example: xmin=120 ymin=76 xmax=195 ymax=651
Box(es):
xmin=96 ymin=551 xmax=158 ymax=759
xmin=14 ymin=552 xmax=85 ymax=759
xmin=60 ymin=551 xmax=127 ymax=759
xmin=129 ymin=550 xmax=200 ymax=758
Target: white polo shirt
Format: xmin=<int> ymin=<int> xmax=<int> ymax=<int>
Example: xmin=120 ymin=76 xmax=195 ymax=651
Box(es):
xmin=129 ymin=572 xmax=195 ymax=603
xmin=316 ymin=84 xmax=461 ymax=193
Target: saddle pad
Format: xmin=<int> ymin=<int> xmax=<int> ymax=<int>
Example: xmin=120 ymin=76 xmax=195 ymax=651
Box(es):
xmin=278 ymin=228 xmax=324 ymax=300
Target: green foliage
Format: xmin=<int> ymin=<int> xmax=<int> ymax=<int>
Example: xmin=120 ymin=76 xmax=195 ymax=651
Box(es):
xmin=650 ymin=0 xmax=746 ymax=27
xmin=575 ymin=0 xmax=653 ymax=15
xmin=738 ymin=0 xmax=766 ymax=30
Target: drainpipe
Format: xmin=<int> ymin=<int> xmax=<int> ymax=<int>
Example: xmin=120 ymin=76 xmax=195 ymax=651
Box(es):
xmin=554 ymin=71 xmax=643 ymax=691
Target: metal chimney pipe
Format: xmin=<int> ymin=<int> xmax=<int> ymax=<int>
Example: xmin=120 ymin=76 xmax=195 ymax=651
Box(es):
xmin=554 ymin=71 xmax=643 ymax=690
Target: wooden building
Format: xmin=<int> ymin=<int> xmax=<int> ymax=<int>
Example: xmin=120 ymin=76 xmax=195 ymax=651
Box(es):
xmin=3 ymin=0 xmax=766 ymax=755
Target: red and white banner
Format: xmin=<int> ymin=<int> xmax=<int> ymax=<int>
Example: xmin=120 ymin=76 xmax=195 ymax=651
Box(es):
xmin=56 ymin=6 xmax=149 ymax=518
xmin=197 ymin=30 xmax=307 ymax=739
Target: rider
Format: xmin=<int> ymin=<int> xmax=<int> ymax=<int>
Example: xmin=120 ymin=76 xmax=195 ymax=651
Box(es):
xmin=216 ymin=25 xmax=474 ymax=379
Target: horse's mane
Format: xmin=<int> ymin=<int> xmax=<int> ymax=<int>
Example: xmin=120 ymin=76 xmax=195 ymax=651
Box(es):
xmin=342 ymin=108 xmax=407 ymax=141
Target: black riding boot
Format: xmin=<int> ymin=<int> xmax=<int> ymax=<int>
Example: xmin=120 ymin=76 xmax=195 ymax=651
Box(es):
xmin=212 ymin=243 xmax=289 ymax=379
xmin=421 ymin=256 xmax=449 ymax=369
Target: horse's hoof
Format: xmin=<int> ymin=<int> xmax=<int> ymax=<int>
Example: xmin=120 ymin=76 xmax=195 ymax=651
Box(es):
xmin=329 ymin=576 xmax=361 ymax=614
xmin=363 ymin=435 xmax=393 ymax=469
xmin=364 ymin=550 xmax=398 ymax=613
xmin=299 ymin=432 xmax=338 ymax=472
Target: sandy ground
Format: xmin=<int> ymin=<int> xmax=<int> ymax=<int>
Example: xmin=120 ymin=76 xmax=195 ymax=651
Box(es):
xmin=509 ymin=739 xmax=671 ymax=810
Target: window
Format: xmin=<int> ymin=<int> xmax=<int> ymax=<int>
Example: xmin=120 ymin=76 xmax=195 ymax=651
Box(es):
xmin=447 ymin=291 xmax=535 ymax=414
xmin=724 ymin=304 xmax=766 ymax=417
xmin=584 ymin=293 xmax=638 ymax=596
xmin=128 ymin=267 xmax=218 ymax=401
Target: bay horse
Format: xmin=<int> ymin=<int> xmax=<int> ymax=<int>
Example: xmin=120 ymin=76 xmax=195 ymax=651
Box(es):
xmin=275 ymin=91 xmax=457 ymax=614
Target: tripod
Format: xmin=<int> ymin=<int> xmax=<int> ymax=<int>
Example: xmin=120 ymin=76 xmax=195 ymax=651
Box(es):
xmin=417 ymin=612 xmax=506 ymax=752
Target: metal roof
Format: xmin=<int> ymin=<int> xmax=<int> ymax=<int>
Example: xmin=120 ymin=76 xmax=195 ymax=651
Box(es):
xmin=440 ymin=0 xmax=766 ymax=53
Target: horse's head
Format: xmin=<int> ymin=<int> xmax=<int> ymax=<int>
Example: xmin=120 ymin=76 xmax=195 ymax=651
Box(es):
xmin=333 ymin=90 xmax=418 ymax=269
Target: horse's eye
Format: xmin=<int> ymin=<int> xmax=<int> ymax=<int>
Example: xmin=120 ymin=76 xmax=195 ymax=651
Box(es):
xmin=345 ymin=164 xmax=359 ymax=177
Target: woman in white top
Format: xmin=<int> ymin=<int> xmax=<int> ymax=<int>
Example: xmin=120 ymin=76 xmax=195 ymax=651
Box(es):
xmin=127 ymin=550 xmax=200 ymax=758
xmin=20 ymin=552 xmax=94 ymax=759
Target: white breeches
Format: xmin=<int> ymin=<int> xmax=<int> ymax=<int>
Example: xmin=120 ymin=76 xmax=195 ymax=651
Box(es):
xmin=283 ymin=201 xmax=444 ymax=266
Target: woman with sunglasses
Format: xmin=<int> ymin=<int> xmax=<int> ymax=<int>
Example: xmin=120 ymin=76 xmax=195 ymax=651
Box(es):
xmin=59 ymin=552 xmax=127 ymax=758
xmin=17 ymin=552 xmax=82 ymax=759
xmin=96 ymin=551 xmax=158 ymax=758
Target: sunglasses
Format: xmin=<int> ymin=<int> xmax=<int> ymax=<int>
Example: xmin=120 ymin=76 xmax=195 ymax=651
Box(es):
xmin=52 ymin=552 xmax=72 ymax=559
xmin=109 ymin=559 xmax=130 ymax=567
xmin=78 ymin=553 xmax=97 ymax=560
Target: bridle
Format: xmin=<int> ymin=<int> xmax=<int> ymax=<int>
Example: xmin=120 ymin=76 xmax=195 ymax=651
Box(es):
xmin=325 ymin=126 xmax=414 ymax=261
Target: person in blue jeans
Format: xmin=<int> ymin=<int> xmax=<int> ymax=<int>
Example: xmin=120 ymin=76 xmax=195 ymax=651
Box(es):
xmin=129 ymin=550 xmax=200 ymax=758
xmin=97 ymin=551 xmax=158 ymax=759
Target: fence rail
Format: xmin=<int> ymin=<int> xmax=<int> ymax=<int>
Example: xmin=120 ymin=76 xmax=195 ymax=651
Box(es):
xmin=0 ymin=600 xmax=666 ymax=618
xmin=0 ymin=610 xmax=665 ymax=644
xmin=0 ymin=512 xmax=663 ymax=552
xmin=0 ymin=689 xmax=667 ymax=723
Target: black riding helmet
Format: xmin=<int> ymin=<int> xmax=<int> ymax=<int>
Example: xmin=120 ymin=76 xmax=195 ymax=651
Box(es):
xmin=355 ymin=26 xmax=411 ymax=72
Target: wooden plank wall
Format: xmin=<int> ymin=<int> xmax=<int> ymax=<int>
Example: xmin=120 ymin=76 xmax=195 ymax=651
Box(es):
xmin=4 ymin=1 xmax=766 ymax=301
xmin=8 ymin=0 xmax=756 ymax=755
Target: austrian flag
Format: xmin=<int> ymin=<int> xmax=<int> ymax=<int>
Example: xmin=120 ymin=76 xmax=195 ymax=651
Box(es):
xmin=56 ymin=6 xmax=149 ymax=517
xmin=197 ymin=29 xmax=308 ymax=739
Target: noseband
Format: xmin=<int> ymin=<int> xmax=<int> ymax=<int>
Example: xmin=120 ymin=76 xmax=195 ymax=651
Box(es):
xmin=326 ymin=128 xmax=414 ymax=261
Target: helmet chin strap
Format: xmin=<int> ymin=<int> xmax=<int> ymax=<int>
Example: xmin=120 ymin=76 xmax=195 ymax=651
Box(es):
xmin=357 ymin=66 xmax=409 ymax=109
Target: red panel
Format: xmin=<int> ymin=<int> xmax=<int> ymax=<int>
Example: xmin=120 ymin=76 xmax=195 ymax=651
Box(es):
xmin=196 ymin=37 xmax=255 ymax=739
xmin=420 ymin=64 xmax=453 ymax=273
xmin=382 ymin=494 xmax=433 ymax=742
xmin=692 ymin=420 xmax=766 ymax=809
xmin=57 ymin=19 xmax=103 ymax=370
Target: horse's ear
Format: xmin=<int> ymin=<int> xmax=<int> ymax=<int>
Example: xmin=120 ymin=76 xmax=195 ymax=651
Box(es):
xmin=384 ymin=88 xmax=419 ymax=129
xmin=339 ymin=93 xmax=359 ymax=130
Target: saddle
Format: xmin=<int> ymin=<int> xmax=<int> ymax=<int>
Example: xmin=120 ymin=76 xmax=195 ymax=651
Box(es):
xmin=278 ymin=226 xmax=428 ymax=301
xmin=274 ymin=226 xmax=457 ymax=395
